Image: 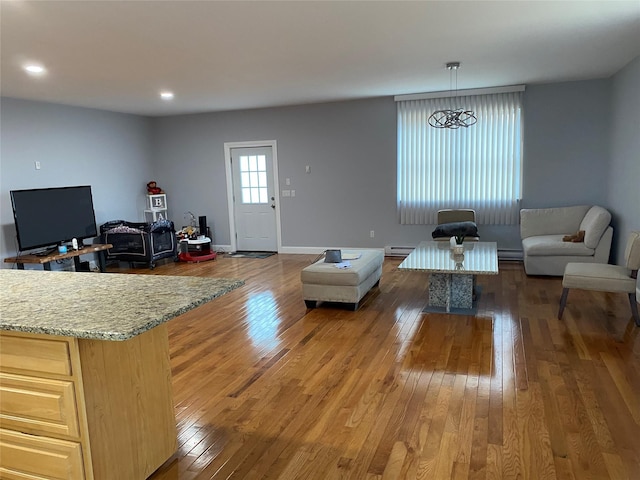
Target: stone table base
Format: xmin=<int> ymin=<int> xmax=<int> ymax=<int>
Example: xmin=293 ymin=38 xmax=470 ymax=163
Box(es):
xmin=427 ymin=273 xmax=475 ymax=314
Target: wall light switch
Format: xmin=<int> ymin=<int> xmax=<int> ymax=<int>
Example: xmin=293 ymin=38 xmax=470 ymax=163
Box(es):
xmin=35 ymin=161 xmax=41 ymax=170
xmin=282 ymin=190 xmax=291 ymax=197
xmin=286 ymin=178 xmax=290 ymax=185
xmin=291 ymin=190 xmax=296 ymax=197
xmin=305 ymin=165 xmax=310 ymax=173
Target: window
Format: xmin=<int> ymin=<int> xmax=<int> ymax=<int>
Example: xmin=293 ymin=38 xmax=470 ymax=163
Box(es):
xmin=396 ymin=90 xmax=523 ymax=225
xmin=239 ymin=154 xmax=269 ymax=204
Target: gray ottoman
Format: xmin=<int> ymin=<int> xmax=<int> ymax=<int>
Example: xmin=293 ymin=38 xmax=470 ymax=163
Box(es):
xmin=301 ymin=249 xmax=384 ymax=310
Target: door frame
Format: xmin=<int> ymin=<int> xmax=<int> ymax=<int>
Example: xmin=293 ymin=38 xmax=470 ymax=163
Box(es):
xmin=224 ymin=140 xmax=282 ymax=253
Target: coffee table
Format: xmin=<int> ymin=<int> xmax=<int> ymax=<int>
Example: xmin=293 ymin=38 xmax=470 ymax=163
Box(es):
xmin=399 ymin=241 xmax=498 ymax=314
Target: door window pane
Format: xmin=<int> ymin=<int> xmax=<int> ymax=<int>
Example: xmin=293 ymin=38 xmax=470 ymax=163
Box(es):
xmin=238 ymin=154 xmax=268 ymax=204
xmin=258 ymin=172 xmax=267 ymax=187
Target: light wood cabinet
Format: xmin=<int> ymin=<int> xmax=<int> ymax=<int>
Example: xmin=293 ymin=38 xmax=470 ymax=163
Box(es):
xmin=0 ymin=326 xmax=176 ymax=479
xmin=0 ymin=372 xmax=80 ymax=438
xmin=0 ymin=428 xmax=85 ymax=479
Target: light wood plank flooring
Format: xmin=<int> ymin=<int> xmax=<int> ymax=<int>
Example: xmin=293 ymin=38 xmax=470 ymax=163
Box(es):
xmin=107 ymin=254 xmax=640 ymax=479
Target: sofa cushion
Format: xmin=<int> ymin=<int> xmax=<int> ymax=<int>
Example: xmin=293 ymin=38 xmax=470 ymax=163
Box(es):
xmin=522 ymin=235 xmax=595 ymax=257
xmin=301 ymin=250 xmax=384 ymax=286
xmin=579 ymin=206 xmax=611 ymax=249
xmin=520 ymin=205 xmax=590 ymax=239
xmin=563 ymin=263 xmax=636 ymax=293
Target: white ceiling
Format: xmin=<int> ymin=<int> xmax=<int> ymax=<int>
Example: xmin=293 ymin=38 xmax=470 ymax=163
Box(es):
xmin=2 ymin=1 xmax=639 ymax=117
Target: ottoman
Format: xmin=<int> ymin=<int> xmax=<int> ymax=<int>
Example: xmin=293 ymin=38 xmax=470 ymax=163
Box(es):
xmin=301 ymin=249 xmax=384 ymax=310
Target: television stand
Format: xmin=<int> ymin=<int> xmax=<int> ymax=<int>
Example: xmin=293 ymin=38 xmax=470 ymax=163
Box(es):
xmin=4 ymin=244 xmax=113 ymax=272
xmin=35 ymin=247 xmax=59 ymax=257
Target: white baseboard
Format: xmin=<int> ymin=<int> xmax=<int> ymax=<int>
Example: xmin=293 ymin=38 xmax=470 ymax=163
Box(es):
xmin=279 ymin=246 xmax=385 ymax=255
xmin=278 ymin=246 xmax=327 ymax=255
xmin=218 ymin=244 xmax=522 ymax=261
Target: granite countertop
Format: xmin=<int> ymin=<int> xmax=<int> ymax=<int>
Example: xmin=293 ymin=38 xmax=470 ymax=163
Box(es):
xmin=0 ymin=269 xmax=244 ymax=341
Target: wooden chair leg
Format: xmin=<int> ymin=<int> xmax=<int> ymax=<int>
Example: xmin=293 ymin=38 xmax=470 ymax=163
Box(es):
xmin=629 ymin=292 xmax=640 ymax=327
xmin=558 ymin=288 xmax=569 ymax=319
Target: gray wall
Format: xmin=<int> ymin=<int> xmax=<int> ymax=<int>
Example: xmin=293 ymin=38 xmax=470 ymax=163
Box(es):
xmin=0 ymin=97 xmax=154 ymax=266
xmin=608 ymin=56 xmax=640 ymax=265
xmin=522 ymin=80 xmax=611 ymax=208
xmin=1 ymin=70 xmax=636 ymax=262
xmin=150 ymin=98 xmax=409 ymax=250
xmin=152 ymin=79 xmax=616 ymax=252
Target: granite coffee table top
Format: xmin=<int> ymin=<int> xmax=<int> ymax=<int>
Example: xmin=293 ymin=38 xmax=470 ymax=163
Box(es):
xmin=0 ymin=269 xmax=244 ymax=341
xmin=398 ymin=241 xmax=499 ymax=275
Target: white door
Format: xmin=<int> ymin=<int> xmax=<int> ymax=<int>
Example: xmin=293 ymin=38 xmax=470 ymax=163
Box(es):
xmin=231 ymin=146 xmax=278 ymax=251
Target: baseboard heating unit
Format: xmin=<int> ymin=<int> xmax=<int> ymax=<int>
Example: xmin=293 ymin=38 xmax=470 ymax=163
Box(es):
xmin=384 ymin=246 xmax=415 ymax=257
xmin=497 ymin=249 xmax=523 ymax=261
xmin=384 ymin=245 xmax=523 ymax=262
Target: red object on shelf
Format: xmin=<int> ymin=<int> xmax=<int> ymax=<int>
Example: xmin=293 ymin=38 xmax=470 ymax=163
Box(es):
xmin=178 ymin=237 xmax=216 ymax=263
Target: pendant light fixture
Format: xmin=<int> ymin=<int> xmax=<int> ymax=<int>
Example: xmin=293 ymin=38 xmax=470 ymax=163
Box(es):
xmin=428 ymin=62 xmax=477 ymax=129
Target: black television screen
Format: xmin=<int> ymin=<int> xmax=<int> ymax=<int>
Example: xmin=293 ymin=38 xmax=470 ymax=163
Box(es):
xmin=10 ymin=185 xmax=98 ymax=252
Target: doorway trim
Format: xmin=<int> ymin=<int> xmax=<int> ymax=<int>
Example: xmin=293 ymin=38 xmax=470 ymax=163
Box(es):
xmin=224 ymin=140 xmax=281 ymax=253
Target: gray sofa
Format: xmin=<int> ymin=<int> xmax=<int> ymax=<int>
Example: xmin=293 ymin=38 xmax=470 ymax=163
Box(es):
xmin=520 ymin=205 xmax=613 ymax=276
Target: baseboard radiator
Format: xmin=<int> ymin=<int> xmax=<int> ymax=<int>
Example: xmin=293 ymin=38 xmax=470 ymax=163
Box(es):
xmin=384 ymin=245 xmax=523 ymax=261
xmin=384 ymin=246 xmax=415 ymax=257
xmin=498 ymin=249 xmax=524 ymax=261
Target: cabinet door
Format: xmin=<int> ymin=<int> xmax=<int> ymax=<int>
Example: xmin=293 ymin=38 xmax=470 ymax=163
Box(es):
xmin=0 ymin=428 xmax=85 ymax=479
xmin=0 ymin=372 xmax=80 ymax=438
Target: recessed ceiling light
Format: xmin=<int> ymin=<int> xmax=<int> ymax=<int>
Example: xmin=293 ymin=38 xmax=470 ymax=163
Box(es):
xmin=24 ymin=64 xmax=46 ymax=76
xmin=160 ymin=91 xmax=174 ymax=100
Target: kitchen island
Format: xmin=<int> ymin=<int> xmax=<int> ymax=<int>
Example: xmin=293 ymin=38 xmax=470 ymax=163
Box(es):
xmin=0 ymin=269 xmax=243 ymax=480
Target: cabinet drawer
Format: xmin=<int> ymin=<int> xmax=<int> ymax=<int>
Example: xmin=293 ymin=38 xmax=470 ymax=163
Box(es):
xmin=0 ymin=372 xmax=80 ymax=439
xmin=0 ymin=334 xmax=72 ymax=377
xmin=0 ymin=428 xmax=85 ymax=479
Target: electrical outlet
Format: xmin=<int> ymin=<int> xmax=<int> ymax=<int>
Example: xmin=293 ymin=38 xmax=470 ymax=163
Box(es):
xmin=291 ymin=190 xmax=296 ymax=197
xmin=286 ymin=178 xmax=290 ymax=185
xmin=370 ymin=230 xmax=375 ymax=238
xmin=282 ymin=190 xmax=291 ymax=197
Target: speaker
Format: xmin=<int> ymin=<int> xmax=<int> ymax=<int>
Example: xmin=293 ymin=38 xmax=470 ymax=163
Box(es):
xmin=77 ymin=261 xmax=91 ymax=272
xmin=198 ymin=216 xmax=207 ymax=237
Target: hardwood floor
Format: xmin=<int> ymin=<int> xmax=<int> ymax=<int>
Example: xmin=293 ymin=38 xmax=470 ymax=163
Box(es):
xmin=108 ymin=254 xmax=640 ymax=479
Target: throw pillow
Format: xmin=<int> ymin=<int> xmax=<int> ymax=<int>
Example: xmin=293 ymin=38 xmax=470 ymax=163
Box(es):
xmin=432 ymin=221 xmax=479 ymax=239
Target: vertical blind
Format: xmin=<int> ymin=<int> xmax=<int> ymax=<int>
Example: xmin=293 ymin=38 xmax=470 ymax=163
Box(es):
xmin=397 ymin=91 xmax=523 ymax=225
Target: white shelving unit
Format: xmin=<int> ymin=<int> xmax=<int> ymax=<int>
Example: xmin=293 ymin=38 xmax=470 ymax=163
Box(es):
xmin=144 ymin=194 xmax=167 ymax=222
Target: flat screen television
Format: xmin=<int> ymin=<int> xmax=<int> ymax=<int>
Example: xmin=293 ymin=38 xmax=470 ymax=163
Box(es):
xmin=10 ymin=185 xmax=98 ymax=252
